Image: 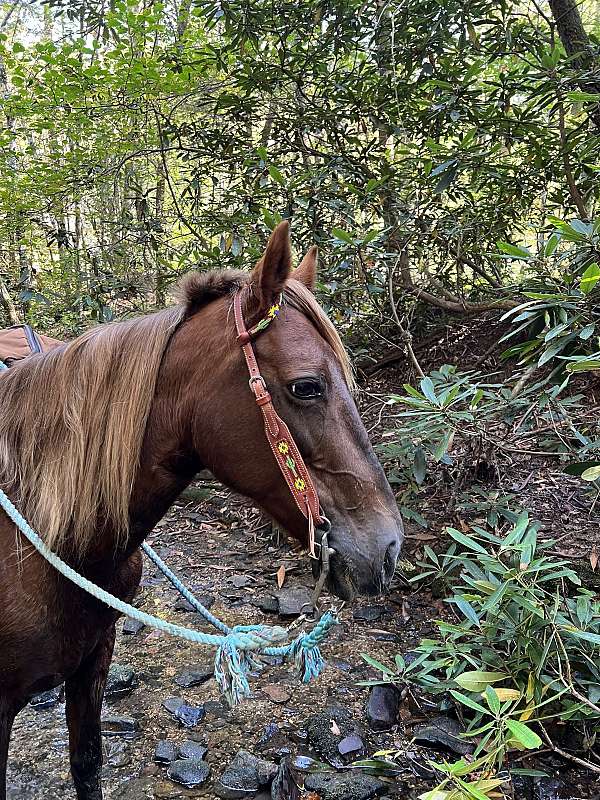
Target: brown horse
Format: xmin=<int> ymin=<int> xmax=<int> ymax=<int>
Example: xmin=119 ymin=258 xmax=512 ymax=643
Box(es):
xmin=0 ymin=222 xmax=403 ymax=799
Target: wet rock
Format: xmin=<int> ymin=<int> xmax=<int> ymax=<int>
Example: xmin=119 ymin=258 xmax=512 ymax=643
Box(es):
xmin=154 ymin=740 xmax=178 ymax=764
xmin=306 ymin=706 xmax=368 ymax=768
xmin=366 ymin=685 xmax=401 ymax=731
xmin=413 ymin=716 xmax=473 ymax=756
xmin=178 ymin=740 xmax=208 ymax=760
xmin=337 ymin=733 xmax=365 ymax=759
xmin=101 ymin=715 xmax=140 ymax=738
xmin=30 ymin=686 xmax=63 ymax=710
xmin=373 ymin=632 xmax=400 ymax=643
xmin=174 ymin=665 xmax=214 ymax=688
xmin=122 ymin=618 xmax=145 ymax=635
xmin=174 ymin=594 xmax=214 ymax=612
xmin=229 ymin=574 xmax=252 ymax=588
xmin=535 ymin=777 xmax=565 ymax=800
xmin=215 ymin=750 xmax=278 ymax=798
xmin=254 ymin=595 xmax=279 ymax=614
xmin=271 ymin=758 xmax=300 ymax=800
xmin=105 ymin=664 xmax=137 ymax=699
xmin=276 ymin=586 xmax=313 ymax=617
xmin=304 ymin=772 xmax=385 ymax=800
xmin=167 ymin=758 xmax=210 ymax=788
xmin=175 ymin=704 xmax=205 ymax=728
xmin=353 ymin=605 xmax=386 ymax=622
xmin=106 ymin=740 xmax=131 ymax=767
xmin=291 ymin=755 xmax=324 ymax=771
xmin=261 ymin=684 xmax=291 ymax=704
xmin=164 ymin=696 xmax=185 ymax=714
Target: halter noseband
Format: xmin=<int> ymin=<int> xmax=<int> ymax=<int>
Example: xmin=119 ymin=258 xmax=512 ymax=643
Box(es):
xmin=233 ymin=289 xmax=331 ymax=577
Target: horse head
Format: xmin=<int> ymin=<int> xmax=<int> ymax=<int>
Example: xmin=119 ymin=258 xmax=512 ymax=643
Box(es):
xmin=168 ymin=222 xmax=403 ymax=600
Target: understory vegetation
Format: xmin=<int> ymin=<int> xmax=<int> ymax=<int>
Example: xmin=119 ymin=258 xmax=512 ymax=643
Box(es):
xmin=1 ymin=0 xmax=600 ymax=797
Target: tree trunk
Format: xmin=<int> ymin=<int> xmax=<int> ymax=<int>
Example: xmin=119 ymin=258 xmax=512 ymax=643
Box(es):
xmin=549 ymin=0 xmax=600 ymax=128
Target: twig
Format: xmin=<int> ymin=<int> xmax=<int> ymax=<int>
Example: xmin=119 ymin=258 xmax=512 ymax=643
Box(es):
xmin=538 ymin=723 xmax=600 ymax=774
xmin=388 ymin=257 xmax=425 ymax=378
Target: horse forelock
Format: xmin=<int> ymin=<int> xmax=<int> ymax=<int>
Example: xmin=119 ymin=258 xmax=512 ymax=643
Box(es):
xmin=0 ymin=269 xmax=352 ymax=558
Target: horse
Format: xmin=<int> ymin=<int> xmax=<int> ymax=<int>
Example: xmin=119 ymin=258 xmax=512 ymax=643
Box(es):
xmin=0 ymin=221 xmax=403 ymax=799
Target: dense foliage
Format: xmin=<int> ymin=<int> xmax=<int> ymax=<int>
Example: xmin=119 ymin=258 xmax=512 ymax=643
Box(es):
xmin=1 ymin=0 xmax=599 ymax=346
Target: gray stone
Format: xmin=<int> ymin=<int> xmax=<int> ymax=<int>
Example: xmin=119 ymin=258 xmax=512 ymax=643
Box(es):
xmin=337 ymin=733 xmax=365 ymax=759
xmin=174 ymin=665 xmax=213 ymax=688
xmin=162 ymin=696 xmax=204 ymax=727
xmin=101 ymin=715 xmax=140 ymax=738
xmin=215 ymin=750 xmax=278 ymax=799
xmin=254 ymin=595 xmax=279 ymax=614
xmin=174 ymin=594 xmax=214 ymax=612
xmin=105 ymin=665 xmax=137 ymax=699
xmin=178 ymin=740 xmax=208 ymax=760
xmin=353 ymin=605 xmax=386 ymax=622
xmin=29 ymin=686 xmax=63 ymax=710
xmin=306 ymin=706 xmax=368 ymax=768
xmin=276 ymin=586 xmax=313 ymax=617
xmin=167 ymin=758 xmax=210 ymax=788
xmin=413 ymin=716 xmax=473 ymax=756
xmin=271 ymin=759 xmax=300 ymax=800
xmin=122 ymin=618 xmax=145 ymax=635
xmin=304 ymin=772 xmax=385 ymax=800
xmin=366 ymin=685 xmax=401 ymax=731
xmin=154 ymin=740 xmax=178 ymax=764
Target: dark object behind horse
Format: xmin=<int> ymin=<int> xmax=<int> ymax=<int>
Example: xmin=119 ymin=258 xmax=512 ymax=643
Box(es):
xmin=0 ymin=223 xmax=402 ymax=799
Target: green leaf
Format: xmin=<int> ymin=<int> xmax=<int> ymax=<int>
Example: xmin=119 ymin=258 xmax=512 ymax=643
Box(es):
xmin=361 ymin=653 xmax=393 ymax=674
xmin=564 ymin=461 xmax=600 ymax=477
xmin=447 ymin=529 xmax=489 ymax=555
xmin=419 ymin=377 xmax=438 ymax=405
xmin=331 ymin=227 xmax=353 ymax=244
xmin=566 ymin=359 xmax=600 ymax=373
xmin=433 ymin=429 xmax=453 ymax=462
xmin=484 ymin=685 xmax=500 ymax=714
xmin=268 ymin=165 xmax=285 ymax=185
xmin=505 ymin=720 xmax=542 ymax=749
xmin=497 ymin=241 xmax=531 ymax=259
xmin=580 ymin=263 xmax=600 ymax=295
xmin=581 ymin=465 xmax=600 ymax=481
xmin=413 ymin=446 xmax=427 ymax=485
xmin=450 ymin=689 xmax=489 ymax=715
xmin=454 ymin=671 xmax=508 ymax=692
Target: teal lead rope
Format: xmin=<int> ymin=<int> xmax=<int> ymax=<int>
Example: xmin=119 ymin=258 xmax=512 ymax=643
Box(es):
xmin=0 ymin=484 xmax=337 ymax=706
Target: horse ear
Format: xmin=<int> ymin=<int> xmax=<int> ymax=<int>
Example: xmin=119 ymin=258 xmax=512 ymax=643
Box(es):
xmin=251 ymin=221 xmax=292 ymax=309
xmin=293 ymin=245 xmax=318 ymax=292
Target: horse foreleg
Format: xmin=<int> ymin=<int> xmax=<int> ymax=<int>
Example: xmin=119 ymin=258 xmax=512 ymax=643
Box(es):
xmin=0 ymin=698 xmax=16 ymax=800
xmin=65 ymin=625 xmax=116 ymax=800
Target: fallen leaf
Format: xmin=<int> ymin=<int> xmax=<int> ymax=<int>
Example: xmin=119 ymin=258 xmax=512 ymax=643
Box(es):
xmin=591 ymin=548 xmax=598 ymax=572
xmin=330 ymin=719 xmax=341 ymax=736
xmin=276 ymin=564 xmax=286 ymax=589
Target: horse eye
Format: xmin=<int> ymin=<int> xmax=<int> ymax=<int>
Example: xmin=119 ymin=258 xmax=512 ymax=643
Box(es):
xmin=288 ymin=379 xmax=324 ymax=400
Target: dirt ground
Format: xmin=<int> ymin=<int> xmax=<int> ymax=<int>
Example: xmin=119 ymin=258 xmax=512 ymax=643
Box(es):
xmin=5 ymin=323 xmax=600 ymax=800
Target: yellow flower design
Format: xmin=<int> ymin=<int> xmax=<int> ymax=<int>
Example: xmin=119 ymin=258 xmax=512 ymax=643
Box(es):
xmin=277 ymin=441 xmax=289 ymax=454
xmin=294 ymin=477 xmax=306 ymax=492
xmin=267 ymin=303 xmax=280 ymax=319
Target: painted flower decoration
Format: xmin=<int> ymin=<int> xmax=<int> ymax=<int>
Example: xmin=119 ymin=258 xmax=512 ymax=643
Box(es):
xmin=267 ymin=303 xmax=281 ymax=319
xmin=294 ymin=477 xmax=306 ymax=492
xmin=277 ymin=441 xmax=289 ymax=454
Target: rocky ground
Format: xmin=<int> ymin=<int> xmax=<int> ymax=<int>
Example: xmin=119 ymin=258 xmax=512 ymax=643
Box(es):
xmin=6 ymin=475 xmax=599 ymax=800
xmin=6 ymin=323 xmax=600 ymax=800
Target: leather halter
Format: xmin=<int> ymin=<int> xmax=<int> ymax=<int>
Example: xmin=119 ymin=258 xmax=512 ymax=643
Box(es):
xmin=233 ymin=289 xmax=327 ymax=561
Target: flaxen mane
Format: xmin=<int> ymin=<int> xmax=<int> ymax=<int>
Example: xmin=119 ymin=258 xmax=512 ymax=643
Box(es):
xmin=0 ymin=270 xmax=352 ymax=556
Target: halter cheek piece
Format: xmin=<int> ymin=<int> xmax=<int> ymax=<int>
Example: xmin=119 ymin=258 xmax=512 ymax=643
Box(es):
xmin=233 ymin=290 xmax=334 ymax=603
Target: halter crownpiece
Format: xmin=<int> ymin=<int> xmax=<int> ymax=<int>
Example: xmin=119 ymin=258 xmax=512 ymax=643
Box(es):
xmin=233 ymin=289 xmax=328 ymax=563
